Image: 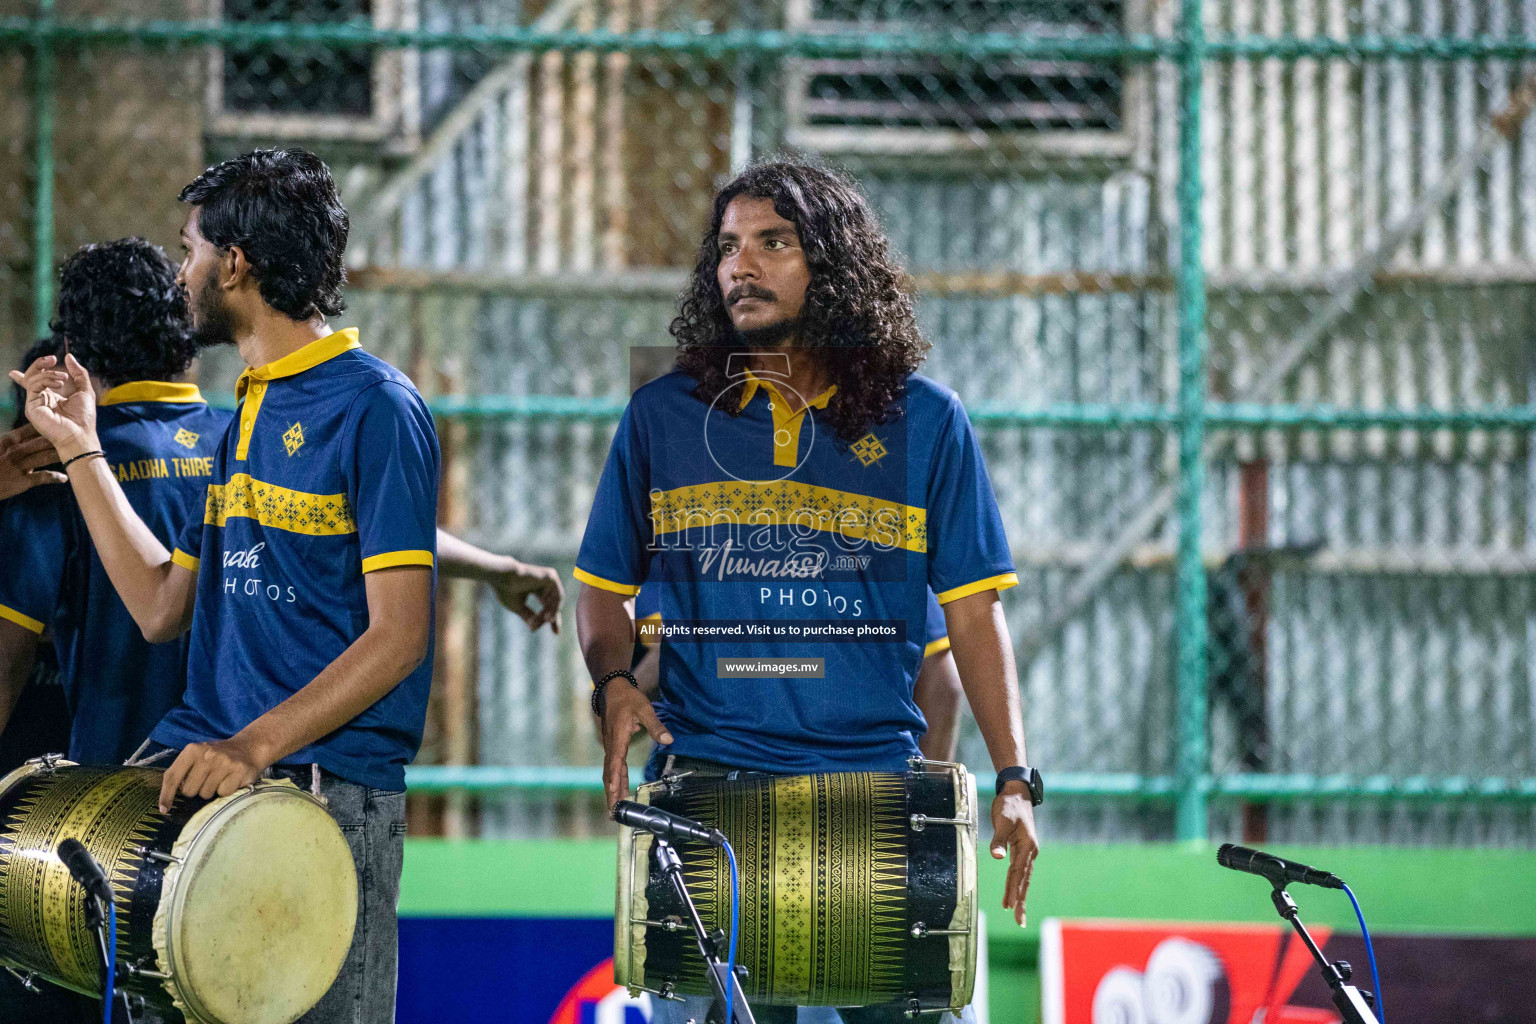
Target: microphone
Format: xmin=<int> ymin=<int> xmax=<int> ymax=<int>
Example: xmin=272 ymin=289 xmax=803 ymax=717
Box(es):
xmin=613 ymin=800 xmax=727 ymax=847
xmin=58 ymin=838 xmax=114 ymax=904
xmin=1218 ymin=843 xmax=1345 ymax=890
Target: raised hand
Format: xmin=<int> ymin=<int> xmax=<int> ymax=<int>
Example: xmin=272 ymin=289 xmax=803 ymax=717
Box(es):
xmin=7 ymin=353 xmax=98 ymax=461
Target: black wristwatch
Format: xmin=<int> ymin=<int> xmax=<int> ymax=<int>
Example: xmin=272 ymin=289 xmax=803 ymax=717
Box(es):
xmin=995 ymin=766 xmax=1044 ymax=806
xmin=591 ymin=669 xmax=639 ymax=718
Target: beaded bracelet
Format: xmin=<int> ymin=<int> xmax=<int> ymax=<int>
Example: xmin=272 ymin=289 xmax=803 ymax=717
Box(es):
xmin=591 ymin=668 xmax=639 ymax=718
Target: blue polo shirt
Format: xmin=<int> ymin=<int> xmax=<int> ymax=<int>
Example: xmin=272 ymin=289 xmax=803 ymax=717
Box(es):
xmin=576 ymin=368 xmax=1015 ymax=773
xmin=0 ymin=382 xmax=228 ymax=764
xmin=153 ymin=329 xmax=440 ymax=790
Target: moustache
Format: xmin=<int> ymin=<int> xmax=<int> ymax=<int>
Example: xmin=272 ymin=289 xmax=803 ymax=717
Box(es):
xmin=727 ymin=284 xmax=776 ymax=306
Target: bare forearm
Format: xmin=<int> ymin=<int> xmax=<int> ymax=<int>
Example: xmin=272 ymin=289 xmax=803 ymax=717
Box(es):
xmin=945 ymin=592 xmax=1028 ymax=771
xmin=235 ymin=623 xmax=426 ymax=767
xmin=915 ymin=650 xmax=962 ymax=762
xmin=577 ymin=586 xmax=636 ymax=685
xmin=436 ymin=529 xmax=512 ymax=581
xmin=634 ymin=645 xmax=659 ymax=698
xmin=66 ymin=454 xmax=186 ymax=634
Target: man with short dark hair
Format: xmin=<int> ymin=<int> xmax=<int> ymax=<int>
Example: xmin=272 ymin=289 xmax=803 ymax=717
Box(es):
xmin=13 ymin=149 xmax=435 ymax=1023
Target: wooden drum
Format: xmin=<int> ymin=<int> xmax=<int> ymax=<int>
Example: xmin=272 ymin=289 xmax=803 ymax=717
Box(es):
xmin=0 ymin=757 xmax=357 ymax=1024
xmin=616 ymin=760 xmax=979 ymax=1015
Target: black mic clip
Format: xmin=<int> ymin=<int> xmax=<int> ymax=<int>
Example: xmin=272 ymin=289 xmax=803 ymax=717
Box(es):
xmin=613 ymin=800 xmax=728 ymax=847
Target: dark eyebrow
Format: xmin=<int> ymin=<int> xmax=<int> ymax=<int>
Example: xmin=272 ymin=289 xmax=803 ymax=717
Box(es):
xmin=758 ymin=226 xmax=797 ymax=240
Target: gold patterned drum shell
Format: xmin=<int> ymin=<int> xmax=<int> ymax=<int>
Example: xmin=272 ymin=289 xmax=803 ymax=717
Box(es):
xmin=615 ymin=767 xmax=978 ymax=1012
xmin=0 ymin=760 xmax=357 ymax=1024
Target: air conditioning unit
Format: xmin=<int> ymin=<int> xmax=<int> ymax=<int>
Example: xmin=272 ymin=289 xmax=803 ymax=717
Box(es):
xmin=784 ymin=0 xmax=1137 ymax=161
xmin=206 ymin=0 xmax=420 ymax=150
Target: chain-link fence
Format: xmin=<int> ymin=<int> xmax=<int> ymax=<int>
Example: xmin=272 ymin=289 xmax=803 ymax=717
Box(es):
xmin=5 ymin=0 xmax=1536 ymax=846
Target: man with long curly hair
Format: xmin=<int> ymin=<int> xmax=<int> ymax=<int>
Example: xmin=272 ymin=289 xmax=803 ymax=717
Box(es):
xmin=576 ymin=162 xmax=1040 ymax=1023
xmin=0 ymin=239 xmax=228 ymax=770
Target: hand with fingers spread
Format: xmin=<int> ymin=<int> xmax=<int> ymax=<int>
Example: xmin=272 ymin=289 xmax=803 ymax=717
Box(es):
xmin=599 ymin=678 xmax=672 ymax=810
xmin=990 ymin=787 xmax=1040 ymax=927
xmin=157 ymin=733 xmax=275 ymax=813
xmin=487 ymin=558 xmax=565 ymax=634
xmin=0 ymin=425 xmax=68 ymax=500
xmin=8 ymin=353 xmax=99 ymax=463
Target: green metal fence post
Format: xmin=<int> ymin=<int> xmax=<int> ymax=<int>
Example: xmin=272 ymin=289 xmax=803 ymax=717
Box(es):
xmin=29 ymin=0 xmax=55 ymax=340
xmin=1174 ymin=0 xmax=1210 ymax=843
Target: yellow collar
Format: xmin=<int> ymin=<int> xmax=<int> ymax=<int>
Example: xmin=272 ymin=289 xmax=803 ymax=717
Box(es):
xmin=98 ymin=381 xmax=205 ymax=407
xmin=737 ymin=371 xmax=837 ymax=415
xmin=235 ymin=328 xmax=361 ymax=401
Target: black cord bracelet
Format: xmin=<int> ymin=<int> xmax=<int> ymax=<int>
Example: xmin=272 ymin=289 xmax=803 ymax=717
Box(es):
xmin=591 ymin=668 xmax=639 ymax=718
xmin=61 ymin=449 xmax=105 ymax=469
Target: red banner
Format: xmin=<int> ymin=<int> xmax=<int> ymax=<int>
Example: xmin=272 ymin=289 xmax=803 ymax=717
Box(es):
xmin=1041 ymin=919 xmax=1336 ymax=1024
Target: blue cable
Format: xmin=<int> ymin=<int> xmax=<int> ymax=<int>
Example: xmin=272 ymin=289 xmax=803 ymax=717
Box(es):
xmin=104 ymin=898 xmax=117 ymax=1024
xmin=1341 ymin=883 xmax=1384 ymax=1024
xmin=722 ymin=840 xmax=740 ymax=1024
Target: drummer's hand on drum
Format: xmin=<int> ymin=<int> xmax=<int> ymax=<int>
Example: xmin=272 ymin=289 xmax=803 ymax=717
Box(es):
xmin=159 ymin=735 xmax=271 ymax=812
xmin=990 ymin=785 xmax=1040 ymax=927
xmin=601 ymin=682 xmax=672 ymax=810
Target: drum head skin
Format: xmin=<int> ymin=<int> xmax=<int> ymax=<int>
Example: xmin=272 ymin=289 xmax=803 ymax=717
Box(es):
xmin=155 ymin=783 xmax=357 ymax=1024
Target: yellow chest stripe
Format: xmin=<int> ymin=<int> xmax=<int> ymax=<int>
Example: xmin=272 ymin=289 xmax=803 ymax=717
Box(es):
xmin=647 ymin=480 xmax=927 ymax=554
xmin=204 ymin=473 xmax=357 ymax=536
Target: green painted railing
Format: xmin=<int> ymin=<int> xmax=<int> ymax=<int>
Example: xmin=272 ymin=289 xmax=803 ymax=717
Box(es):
xmin=403 ymin=765 xmax=1536 ymax=802
xmin=5 ymin=19 xmax=1536 ymax=61
xmin=11 ymin=396 xmax=1534 ymax=431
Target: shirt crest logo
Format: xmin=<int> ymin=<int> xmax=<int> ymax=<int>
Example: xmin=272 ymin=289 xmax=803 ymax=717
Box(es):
xmin=283 ymin=422 xmax=306 ymax=456
xmin=850 ymin=433 xmax=888 ymax=467
xmin=173 ymin=427 xmax=199 ymax=449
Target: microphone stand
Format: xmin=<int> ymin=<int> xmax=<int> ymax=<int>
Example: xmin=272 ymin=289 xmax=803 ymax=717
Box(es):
xmin=653 ymin=838 xmax=756 ymax=1024
xmin=1268 ymin=885 xmax=1379 ymax=1024
xmin=81 ymin=891 xmax=135 ymax=1024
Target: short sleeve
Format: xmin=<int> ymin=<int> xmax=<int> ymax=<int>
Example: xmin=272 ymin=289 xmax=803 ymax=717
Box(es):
xmin=926 ymin=397 xmax=1017 ymax=605
xmin=172 ymin=486 xmax=208 ymax=572
xmin=633 ymin=582 xmax=662 ymax=648
xmin=922 ymin=589 xmax=950 ymax=657
xmin=0 ymin=488 xmax=72 ymax=635
xmin=574 ymin=404 xmax=650 ymax=596
xmin=342 ymin=380 xmax=441 ymax=573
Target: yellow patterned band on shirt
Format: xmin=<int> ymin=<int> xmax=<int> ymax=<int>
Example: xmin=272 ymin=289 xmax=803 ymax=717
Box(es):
xmin=170 ymin=549 xmax=200 ymax=572
xmin=204 ymin=473 xmax=357 ymax=536
xmin=573 ymin=567 xmax=642 ymax=596
xmin=0 ymin=604 xmax=45 ymax=635
xmin=648 ymin=480 xmax=927 ymax=554
xmin=934 ymin=572 xmax=1020 ymax=605
xmin=361 ymin=550 xmax=435 ymax=573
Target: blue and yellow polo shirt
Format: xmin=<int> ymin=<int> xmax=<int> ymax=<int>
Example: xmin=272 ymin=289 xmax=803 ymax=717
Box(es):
xmin=152 ymin=329 xmax=440 ymax=790
xmin=576 ymin=368 xmax=1015 ymax=774
xmin=0 ymin=382 xmax=228 ymax=765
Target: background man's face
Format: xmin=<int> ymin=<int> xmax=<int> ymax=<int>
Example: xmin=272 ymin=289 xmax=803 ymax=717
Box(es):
xmin=176 ymin=208 xmax=236 ymax=348
xmin=716 ymin=197 xmax=810 ymax=339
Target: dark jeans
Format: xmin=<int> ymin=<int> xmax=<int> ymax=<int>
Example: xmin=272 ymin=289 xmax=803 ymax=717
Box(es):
xmin=273 ymin=766 xmax=406 ymax=1024
xmin=133 ymin=762 xmax=406 ymax=1024
xmin=643 ymin=755 xmax=977 ymax=1024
